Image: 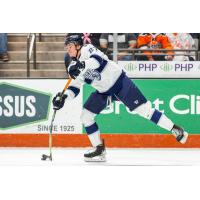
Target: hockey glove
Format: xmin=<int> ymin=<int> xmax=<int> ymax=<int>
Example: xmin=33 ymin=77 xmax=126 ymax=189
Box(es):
xmin=68 ymin=59 xmax=85 ymax=79
xmin=52 ymin=92 xmax=68 ymax=110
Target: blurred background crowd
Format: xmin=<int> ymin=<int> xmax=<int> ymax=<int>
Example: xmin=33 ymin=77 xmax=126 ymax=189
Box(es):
xmin=0 ymin=33 xmax=199 ymax=78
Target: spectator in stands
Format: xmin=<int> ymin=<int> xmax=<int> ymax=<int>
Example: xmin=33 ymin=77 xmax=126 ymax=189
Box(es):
xmin=190 ymin=33 xmax=200 ymax=51
xmin=99 ymin=33 xmax=137 ymax=60
xmin=166 ymin=33 xmax=196 ymax=61
xmin=136 ymin=33 xmax=173 ymax=61
xmin=64 ymin=33 xmax=101 ymax=71
xmin=0 ymin=33 xmax=9 ymax=62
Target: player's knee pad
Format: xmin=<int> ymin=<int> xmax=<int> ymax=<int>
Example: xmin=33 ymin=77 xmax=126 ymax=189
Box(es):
xmin=80 ymin=109 xmax=96 ymax=127
xmin=135 ymin=101 xmax=153 ymax=119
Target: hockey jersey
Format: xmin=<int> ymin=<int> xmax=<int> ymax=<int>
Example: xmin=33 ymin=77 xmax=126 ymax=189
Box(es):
xmin=137 ymin=33 xmax=174 ymax=60
xmin=65 ymin=44 xmax=123 ymax=100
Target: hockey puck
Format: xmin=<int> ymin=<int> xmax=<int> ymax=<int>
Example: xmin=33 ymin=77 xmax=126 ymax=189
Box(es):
xmin=41 ymin=154 xmax=48 ymax=161
xmin=41 ymin=154 xmax=52 ymax=161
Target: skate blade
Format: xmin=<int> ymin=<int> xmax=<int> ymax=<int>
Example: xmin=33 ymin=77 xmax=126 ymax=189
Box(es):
xmin=179 ymin=131 xmax=188 ymax=144
xmin=84 ymin=155 xmax=106 ymax=162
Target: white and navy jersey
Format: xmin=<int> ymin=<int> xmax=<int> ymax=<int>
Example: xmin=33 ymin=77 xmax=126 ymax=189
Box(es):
xmin=65 ymin=44 xmax=123 ymax=99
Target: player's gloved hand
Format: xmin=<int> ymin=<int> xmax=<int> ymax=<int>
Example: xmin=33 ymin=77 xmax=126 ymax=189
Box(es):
xmin=68 ymin=58 xmax=85 ymax=79
xmin=52 ymin=92 xmax=68 ymax=110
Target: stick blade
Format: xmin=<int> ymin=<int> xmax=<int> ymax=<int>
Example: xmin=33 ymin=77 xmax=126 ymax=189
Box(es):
xmin=41 ymin=154 xmax=52 ymax=161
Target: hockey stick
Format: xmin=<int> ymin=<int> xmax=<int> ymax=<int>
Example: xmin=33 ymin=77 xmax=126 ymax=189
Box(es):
xmin=41 ymin=77 xmax=72 ymax=161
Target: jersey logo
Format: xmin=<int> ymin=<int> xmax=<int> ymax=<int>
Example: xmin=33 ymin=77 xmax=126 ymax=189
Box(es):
xmin=83 ymin=69 xmax=101 ymax=81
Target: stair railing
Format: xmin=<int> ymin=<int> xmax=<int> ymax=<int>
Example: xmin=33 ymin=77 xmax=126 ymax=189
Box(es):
xmin=26 ymin=33 xmax=37 ymax=77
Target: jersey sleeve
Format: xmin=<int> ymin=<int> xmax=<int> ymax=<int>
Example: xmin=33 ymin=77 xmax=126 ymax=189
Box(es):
xmin=65 ymin=77 xmax=84 ymax=100
xmin=65 ymin=55 xmax=102 ymax=100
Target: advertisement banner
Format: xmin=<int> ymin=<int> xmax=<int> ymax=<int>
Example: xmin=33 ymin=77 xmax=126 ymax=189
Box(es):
xmin=0 ymin=80 xmax=82 ymax=134
xmin=1 ymin=79 xmax=200 ymax=135
xmin=118 ymin=61 xmax=200 ymax=78
xmin=84 ymin=79 xmax=200 ymax=134
xmin=1 ymin=79 xmax=200 ymax=148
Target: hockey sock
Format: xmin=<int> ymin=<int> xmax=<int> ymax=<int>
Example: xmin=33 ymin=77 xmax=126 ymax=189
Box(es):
xmin=85 ymin=122 xmax=102 ymax=147
xmin=150 ymin=109 xmax=174 ymax=131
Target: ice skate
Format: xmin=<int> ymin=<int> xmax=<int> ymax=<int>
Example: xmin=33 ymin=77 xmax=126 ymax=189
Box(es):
xmin=171 ymin=125 xmax=188 ymax=144
xmin=84 ymin=140 xmax=106 ymax=162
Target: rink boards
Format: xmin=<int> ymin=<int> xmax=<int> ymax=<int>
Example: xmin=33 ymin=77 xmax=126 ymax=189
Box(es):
xmin=0 ymin=78 xmax=200 ymax=147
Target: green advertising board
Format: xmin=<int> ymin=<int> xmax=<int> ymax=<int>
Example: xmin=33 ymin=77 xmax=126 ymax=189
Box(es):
xmin=0 ymin=82 xmax=51 ymax=130
xmin=83 ymin=79 xmax=200 ymax=134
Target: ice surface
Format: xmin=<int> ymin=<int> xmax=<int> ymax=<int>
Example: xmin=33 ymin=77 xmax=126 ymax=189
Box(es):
xmin=1 ymin=148 xmax=200 ymax=166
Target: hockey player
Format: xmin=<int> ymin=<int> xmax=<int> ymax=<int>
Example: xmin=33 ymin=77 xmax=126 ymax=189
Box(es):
xmin=53 ymin=34 xmax=188 ymax=162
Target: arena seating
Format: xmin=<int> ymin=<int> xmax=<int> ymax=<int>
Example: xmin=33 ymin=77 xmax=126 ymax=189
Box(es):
xmin=0 ymin=33 xmax=67 ymax=78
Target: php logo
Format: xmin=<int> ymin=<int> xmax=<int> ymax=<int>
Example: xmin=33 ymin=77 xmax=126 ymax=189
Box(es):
xmin=138 ymin=63 xmax=157 ymax=71
xmin=124 ymin=63 xmax=137 ymax=72
xmin=160 ymin=63 xmax=173 ymax=71
xmin=175 ymin=63 xmax=193 ymax=71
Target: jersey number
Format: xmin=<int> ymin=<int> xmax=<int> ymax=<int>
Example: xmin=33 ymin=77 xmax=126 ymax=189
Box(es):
xmin=89 ymin=48 xmax=94 ymax=53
